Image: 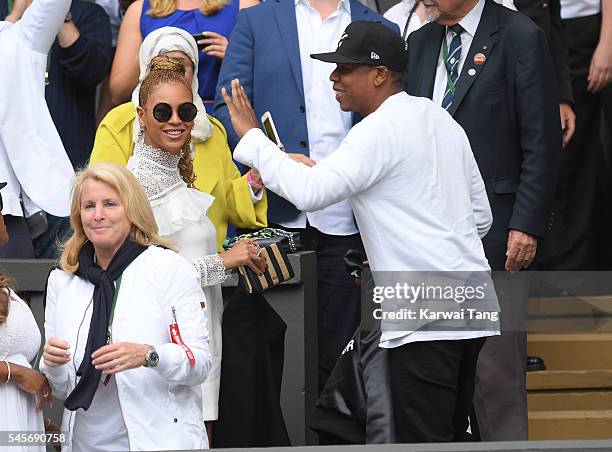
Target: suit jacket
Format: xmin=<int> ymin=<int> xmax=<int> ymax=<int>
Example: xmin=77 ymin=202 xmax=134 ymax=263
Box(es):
xmin=514 ymin=0 xmax=573 ymax=104
xmin=213 ymin=0 xmax=399 ymax=222
xmin=403 ymin=0 xmax=563 ymax=269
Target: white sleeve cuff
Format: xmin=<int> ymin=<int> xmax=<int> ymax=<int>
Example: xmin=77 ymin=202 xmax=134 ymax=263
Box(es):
xmin=234 ymin=128 xmax=268 ymax=168
xmin=154 ymin=342 xmax=210 ymax=386
xmin=248 ymin=184 xmax=264 ymax=203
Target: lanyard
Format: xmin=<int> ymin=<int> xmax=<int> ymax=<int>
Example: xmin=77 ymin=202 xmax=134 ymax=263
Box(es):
xmin=401 ymin=1 xmax=419 ymax=41
xmin=441 ymin=36 xmax=457 ymax=96
xmin=106 ymin=275 xmax=123 ymax=344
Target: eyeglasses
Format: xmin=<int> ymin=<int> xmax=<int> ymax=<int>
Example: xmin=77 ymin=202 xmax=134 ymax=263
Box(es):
xmin=151 ymin=102 xmax=198 ymax=123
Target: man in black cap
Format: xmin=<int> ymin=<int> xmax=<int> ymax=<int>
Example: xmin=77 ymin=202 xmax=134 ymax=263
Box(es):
xmin=213 ymin=0 xmax=397 ymax=396
xmin=223 ymin=20 xmax=500 ymax=443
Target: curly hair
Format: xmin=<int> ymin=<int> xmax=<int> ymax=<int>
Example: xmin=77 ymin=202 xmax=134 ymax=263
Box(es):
xmin=147 ymin=0 xmax=230 ymax=17
xmin=140 ymin=55 xmax=197 ymax=187
xmin=0 ymin=274 xmax=14 ymax=326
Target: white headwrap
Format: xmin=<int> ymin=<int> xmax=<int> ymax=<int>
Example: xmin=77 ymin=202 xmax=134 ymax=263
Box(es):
xmin=131 ymin=26 xmax=213 ymax=144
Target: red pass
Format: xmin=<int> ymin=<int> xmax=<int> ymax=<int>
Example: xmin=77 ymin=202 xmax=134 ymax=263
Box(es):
xmin=170 ymin=322 xmax=196 ymax=367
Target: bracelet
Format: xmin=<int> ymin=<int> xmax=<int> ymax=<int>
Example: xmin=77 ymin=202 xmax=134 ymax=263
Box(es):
xmin=2 ymin=360 xmax=10 ymax=384
xmin=246 ymin=171 xmax=263 ymax=191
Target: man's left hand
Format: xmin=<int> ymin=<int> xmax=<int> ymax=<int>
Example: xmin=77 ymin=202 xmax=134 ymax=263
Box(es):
xmin=221 ymin=79 xmax=259 ymax=139
xmin=505 ymin=230 xmax=537 ymax=272
xmin=587 ymin=41 xmax=612 ymax=93
xmin=560 ymin=102 xmax=576 ymax=148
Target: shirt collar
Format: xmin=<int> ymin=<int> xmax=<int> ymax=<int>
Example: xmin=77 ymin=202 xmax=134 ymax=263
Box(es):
xmin=454 ymin=0 xmax=485 ymax=37
xmin=295 ymin=0 xmax=351 ymax=15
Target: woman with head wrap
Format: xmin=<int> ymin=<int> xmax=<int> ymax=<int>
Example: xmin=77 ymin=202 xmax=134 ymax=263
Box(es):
xmin=109 ymin=0 xmax=259 ymax=105
xmin=91 ymin=26 xmax=267 ymax=251
xmin=91 ymin=28 xmax=267 ymax=427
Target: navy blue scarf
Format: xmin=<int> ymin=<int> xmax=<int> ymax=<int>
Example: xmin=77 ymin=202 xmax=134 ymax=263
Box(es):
xmin=64 ymin=240 xmax=147 ymax=411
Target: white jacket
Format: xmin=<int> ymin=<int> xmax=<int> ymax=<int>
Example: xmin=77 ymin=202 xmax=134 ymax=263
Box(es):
xmin=39 ymin=246 xmax=211 ymax=451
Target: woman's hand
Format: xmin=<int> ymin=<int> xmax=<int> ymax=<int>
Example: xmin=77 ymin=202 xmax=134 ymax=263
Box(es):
xmin=197 ymin=31 xmax=229 ymax=59
xmin=11 ymin=364 xmax=52 ymax=411
xmin=92 ymin=342 xmax=149 ymax=375
xmin=220 ymin=239 xmax=267 ymax=274
xmin=247 ymin=168 xmax=264 ymax=191
xmin=42 ymin=337 xmax=71 ymax=367
xmin=221 ymin=79 xmax=259 ymax=139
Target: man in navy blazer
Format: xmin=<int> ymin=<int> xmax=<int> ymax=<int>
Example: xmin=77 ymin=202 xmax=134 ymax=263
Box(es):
xmin=403 ymin=0 xmax=563 ymax=441
xmin=214 ymin=0 xmax=398 ymax=394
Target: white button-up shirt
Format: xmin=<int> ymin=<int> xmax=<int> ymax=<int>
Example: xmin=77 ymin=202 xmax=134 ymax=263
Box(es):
xmin=432 ymin=0 xmax=486 ymax=106
xmin=384 ymin=0 xmax=429 ymax=38
xmin=280 ymin=0 xmax=357 ymax=235
xmin=235 ymin=92 xmax=499 ymax=345
xmin=560 ymin=0 xmax=601 ymax=19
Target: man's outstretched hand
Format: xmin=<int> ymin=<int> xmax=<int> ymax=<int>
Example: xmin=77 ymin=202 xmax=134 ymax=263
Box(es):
xmin=221 ymin=79 xmax=259 ymax=139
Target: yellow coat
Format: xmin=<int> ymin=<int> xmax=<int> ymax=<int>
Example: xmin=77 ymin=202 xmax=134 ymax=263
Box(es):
xmin=90 ymin=103 xmax=267 ymax=251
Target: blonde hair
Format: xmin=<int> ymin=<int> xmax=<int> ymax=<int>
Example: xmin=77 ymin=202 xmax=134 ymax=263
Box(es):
xmin=0 ymin=275 xmax=13 ymax=326
xmin=59 ymin=163 xmax=174 ymax=274
xmin=140 ymin=55 xmax=197 ymax=187
xmin=147 ymin=0 xmax=230 ymax=17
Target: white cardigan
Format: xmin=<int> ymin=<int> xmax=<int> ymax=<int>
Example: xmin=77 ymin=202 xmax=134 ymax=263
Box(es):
xmin=0 ymin=0 xmax=74 ymax=216
xmin=40 ymin=246 xmax=211 ymax=451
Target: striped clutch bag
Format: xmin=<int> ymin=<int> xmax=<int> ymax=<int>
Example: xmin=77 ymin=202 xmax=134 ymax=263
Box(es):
xmin=237 ymin=241 xmax=295 ymax=294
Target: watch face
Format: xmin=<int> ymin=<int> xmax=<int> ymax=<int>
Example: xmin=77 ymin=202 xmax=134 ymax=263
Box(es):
xmin=147 ymin=350 xmax=159 ymax=367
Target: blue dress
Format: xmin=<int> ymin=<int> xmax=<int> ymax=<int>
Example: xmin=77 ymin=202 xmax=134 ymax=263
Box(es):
xmin=140 ymin=0 xmax=239 ymax=107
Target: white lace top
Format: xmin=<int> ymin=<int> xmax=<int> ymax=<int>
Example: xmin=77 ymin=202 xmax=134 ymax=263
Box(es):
xmin=128 ymin=143 xmax=226 ymax=420
xmin=0 ymin=290 xmax=41 ymax=363
xmin=127 ymin=143 xmax=226 ymax=287
xmin=127 ymin=143 xmax=183 ymax=200
xmin=0 ymin=290 xmax=45 ymax=447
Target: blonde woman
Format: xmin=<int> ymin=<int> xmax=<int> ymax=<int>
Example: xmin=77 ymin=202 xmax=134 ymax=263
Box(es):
xmin=110 ymin=0 xmax=259 ymax=106
xmin=40 ymin=163 xmax=211 ymax=451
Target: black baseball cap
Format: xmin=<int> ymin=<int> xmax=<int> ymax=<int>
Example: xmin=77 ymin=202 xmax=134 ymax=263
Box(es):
xmin=310 ymin=21 xmax=408 ymax=72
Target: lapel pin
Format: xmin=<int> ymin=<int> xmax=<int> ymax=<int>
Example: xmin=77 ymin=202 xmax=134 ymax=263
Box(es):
xmin=468 ymin=68 xmax=477 ymax=76
xmin=474 ymin=53 xmax=486 ymax=65
xmin=482 ymin=45 xmax=488 ymax=50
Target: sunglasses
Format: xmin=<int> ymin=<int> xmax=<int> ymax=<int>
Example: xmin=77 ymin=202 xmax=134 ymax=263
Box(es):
xmin=151 ymin=102 xmax=198 ymax=123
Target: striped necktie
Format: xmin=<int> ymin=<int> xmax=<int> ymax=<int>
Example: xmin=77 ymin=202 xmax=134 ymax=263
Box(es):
xmin=441 ymin=24 xmax=464 ymax=111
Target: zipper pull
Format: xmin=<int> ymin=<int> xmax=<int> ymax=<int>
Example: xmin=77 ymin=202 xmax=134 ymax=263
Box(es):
xmin=171 ymin=305 xmax=178 ymax=325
